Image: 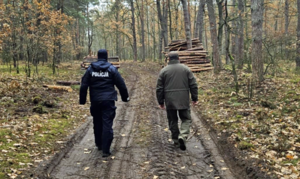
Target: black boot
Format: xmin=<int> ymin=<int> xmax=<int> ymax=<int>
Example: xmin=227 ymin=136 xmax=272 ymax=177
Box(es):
xmin=178 ymin=138 xmax=186 ymax=151
xmin=102 ymin=152 xmax=112 ymax=158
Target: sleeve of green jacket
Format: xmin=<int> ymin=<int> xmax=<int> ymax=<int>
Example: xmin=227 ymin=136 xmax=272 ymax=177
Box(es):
xmin=156 ymin=70 xmax=165 ymax=105
xmin=188 ymin=70 xmax=198 ymax=102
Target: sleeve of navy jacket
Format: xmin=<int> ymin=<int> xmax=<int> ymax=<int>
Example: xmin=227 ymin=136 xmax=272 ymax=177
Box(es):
xmin=79 ymin=67 xmax=91 ymax=104
xmin=114 ymin=70 xmax=129 ymax=102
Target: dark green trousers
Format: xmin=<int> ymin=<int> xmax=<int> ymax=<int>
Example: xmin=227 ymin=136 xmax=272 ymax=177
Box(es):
xmin=166 ymin=109 xmax=191 ymax=143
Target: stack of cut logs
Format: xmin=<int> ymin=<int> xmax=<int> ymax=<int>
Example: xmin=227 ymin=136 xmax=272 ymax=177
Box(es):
xmin=166 ymin=38 xmax=213 ymax=73
xmin=81 ymin=56 xmax=120 ymax=69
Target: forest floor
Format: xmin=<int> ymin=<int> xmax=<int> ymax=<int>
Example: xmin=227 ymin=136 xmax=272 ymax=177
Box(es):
xmin=0 ymin=60 xmax=299 ymax=179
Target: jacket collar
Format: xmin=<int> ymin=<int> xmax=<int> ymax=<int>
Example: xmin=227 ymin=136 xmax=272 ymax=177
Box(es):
xmin=98 ymin=58 xmax=107 ymax=62
xmin=168 ymin=60 xmax=180 ymax=65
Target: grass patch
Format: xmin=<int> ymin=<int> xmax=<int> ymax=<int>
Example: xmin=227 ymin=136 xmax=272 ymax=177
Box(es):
xmin=238 ymin=141 xmax=254 ymax=150
xmin=281 ymin=159 xmax=300 ymax=166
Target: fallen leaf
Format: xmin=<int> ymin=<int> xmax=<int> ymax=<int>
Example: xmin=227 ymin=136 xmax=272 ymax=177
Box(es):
xmin=121 ymin=134 xmax=126 ymax=137
xmin=153 ymin=175 xmax=158 ymax=179
xmin=84 ymin=167 xmax=89 ymax=170
xmin=180 ymin=166 xmax=185 ymax=169
xmin=221 ymin=167 xmax=228 ymax=171
xmin=286 ymin=154 xmax=294 ymax=160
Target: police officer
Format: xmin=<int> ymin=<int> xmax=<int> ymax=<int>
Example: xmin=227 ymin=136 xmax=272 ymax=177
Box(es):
xmin=156 ymin=51 xmax=198 ymax=150
xmin=80 ymin=49 xmax=129 ymax=157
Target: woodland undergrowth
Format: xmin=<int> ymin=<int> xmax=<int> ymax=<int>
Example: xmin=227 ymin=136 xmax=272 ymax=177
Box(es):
xmin=194 ymin=61 xmax=300 ymax=179
xmin=0 ymin=62 xmax=90 ymax=179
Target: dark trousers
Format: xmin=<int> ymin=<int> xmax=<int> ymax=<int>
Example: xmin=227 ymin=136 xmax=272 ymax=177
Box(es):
xmin=166 ymin=109 xmax=191 ymax=142
xmin=90 ymin=101 xmax=116 ymax=153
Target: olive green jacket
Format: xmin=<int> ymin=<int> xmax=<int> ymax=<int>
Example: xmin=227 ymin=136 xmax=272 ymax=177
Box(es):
xmin=156 ymin=60 xmax=198 ymax=110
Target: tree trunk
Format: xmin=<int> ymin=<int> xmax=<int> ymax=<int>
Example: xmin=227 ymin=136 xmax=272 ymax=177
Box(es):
xmin=204 ymin=15 xmax=208 ymax=50
xmin=136 ymin=0 xmax=145 ymax=61
xmin=146 ymin=4 xmax=150 ymax=59
xmin=225 ymin=20 xmax=229 ymax=64
xmin=285 ymin=0 xmax=289 ymax=60
xmin=87 ymin=5 xmax=93 ymax=56
xmin=231 ymin=0 xmax=236 ymax=58
xmin=174 ymin=0 xmax=179 ymax=40
xmin=207 ymin=0 xmax=221 ymax=73
xmin=140 ymin=0 xmax=145 ymax=61
xmin=56 ymin=0 xmax=63 ymax=64
xmin=162 ymin=0 xmax=169 ymax=51
xmin=251 ymin=0 xmax=264 ymax=83
xmin=285 ymin=0 xmax=289 ymax=34
xmin=159 ymin=29 xmax=163 ymax=61
xmin=296 ymin=0 xmax=300 ymax=70
xmin=152 ymin=12 xmax=156 ymax=60
xmin=194 ymin=0 xmax=205 ymax=39
xmin=180 ymin=0 xmax=192 ymax=49
xmin=157 ymin=0 xmax=168 ymax=59
xmin=198 ymin=0 xmax=205 ymax=43
xmin=224 ymin=0 xmax=239 ymax=94
xmin=244 ymin=0 xmax=251 ymax=71
xmin=216 ymin=0 xmax=224 ymax=54
xmin=129 ymin=0 xmax=137 ymax=61
xmin=236 ymin=0 xmax=244 ymax=69
xmin=169 ymin=0 xmax=173 ymax=40
xmin=115 ymin=0 xmax=120 ymax=58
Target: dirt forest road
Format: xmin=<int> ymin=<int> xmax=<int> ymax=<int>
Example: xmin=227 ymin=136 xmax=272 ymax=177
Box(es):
xmin=35 ymin=62 xmax=235 ymax=179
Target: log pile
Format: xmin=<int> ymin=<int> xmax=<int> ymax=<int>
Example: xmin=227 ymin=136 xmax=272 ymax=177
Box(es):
xmin=80 ymin=56 xmax=120 ymax=69
xmin=43 ymin=85 xmax=73 ymax=92
xmin=166 ymin=38 xmax=213 ymax=73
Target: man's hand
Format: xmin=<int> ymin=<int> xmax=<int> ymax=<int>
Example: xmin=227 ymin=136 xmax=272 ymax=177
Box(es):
xmin=122 ymin=97 xmax=130 ymax=102
xmin=159 ymin=104 xmax=165 ymax=109
xmin=192 ymin=101 xmax=198 ymax=106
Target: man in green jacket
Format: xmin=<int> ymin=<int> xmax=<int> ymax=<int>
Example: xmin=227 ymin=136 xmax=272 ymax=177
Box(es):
xmin=156 ymin=52 xmax=198 ymax=150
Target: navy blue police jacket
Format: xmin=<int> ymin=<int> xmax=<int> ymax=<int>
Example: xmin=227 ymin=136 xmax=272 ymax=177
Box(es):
xmin=79 ymin=59 xmax=129 ymax=104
